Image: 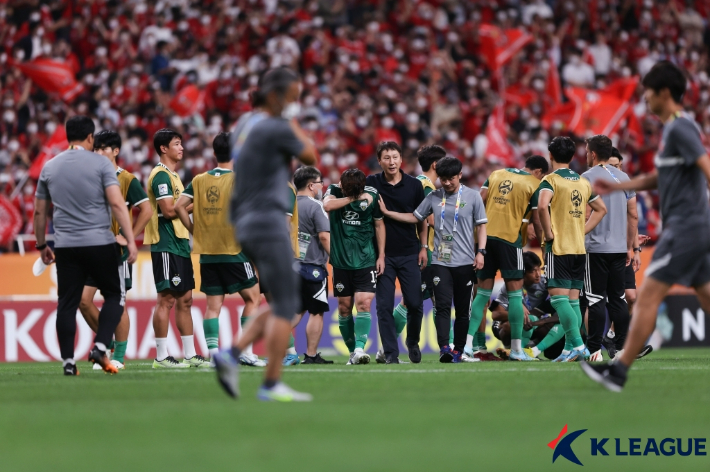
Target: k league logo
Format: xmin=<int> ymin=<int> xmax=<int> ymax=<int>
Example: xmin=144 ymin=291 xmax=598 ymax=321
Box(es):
xmin=549 ymin=424 xmax=586 ymax=465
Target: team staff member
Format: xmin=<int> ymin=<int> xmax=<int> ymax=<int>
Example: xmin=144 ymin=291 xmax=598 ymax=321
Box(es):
xmin=292 ymin=166 xmax=334 ymax=364
xmin=79 ymin=130 xmax=152 ymax=371
xmin=381 ymin=157 xmax=487 ymax=363
xmin=366 ymin=141 xmax=427 ymax=364
xmin=34 ymin=116 xmax=137 ymax=375
xmin=538 ymin=137 xmax=607 ymax=362
xmin=581 ymin=135 xmax=636 ymax=361
xmin=175 ymin=132 xmax=260 ymax=360
xmin=146 ymin=128 xmax=209 ymax=368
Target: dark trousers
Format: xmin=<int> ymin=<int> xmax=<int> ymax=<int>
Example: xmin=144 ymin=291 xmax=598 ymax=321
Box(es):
xmin=582 ymin=252 xmax=629 ymax=353
xmin=431 ymin=264 xmax=475 ymax=351
xmin=55 ymin=244 xmax=125 ymax=360
xmin=376 ymin=254 xmax=423 ymax=359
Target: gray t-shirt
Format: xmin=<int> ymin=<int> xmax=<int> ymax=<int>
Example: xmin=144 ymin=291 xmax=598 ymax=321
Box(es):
xmin=296 ymin=195 xmax=330 ymax=267
xmin=497 ymin=276 xmax=549 ymax=310
xmin=414 ymin=185 xmax=487 ymax=267
xmin=655 ymin=115 xmax=710 ymax=230
xmin=35 ymin=149 xmax=119 ymax=248
xmin=583 ymin=165 xmax=634 ymax=253
xmin=230 ymin=113 xmax=304 ymax=238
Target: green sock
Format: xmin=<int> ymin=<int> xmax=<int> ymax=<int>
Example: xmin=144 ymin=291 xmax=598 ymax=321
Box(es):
xmin=113 ymin=341 xmax=127 ymax=363
xmin=536 ymin=324 xmax=564 ymax=352
xmin=354 ymin=312 xmax=371 ymax=349
xmin=508 ymin=290 xmax=524 ymax=346
xmin=288 ymin=333 xmax=295 ymax=349
xmin=469 ymin=289 xmax=492 ymax=337
xmin=203 ymin=318 xmax=220 ymax=351
xmin=108 ymin=339 xmax=115 ymax=351
xmin=570 ymin=299 xmax=585 ymax=337
xmin=394 ymin=304 xmax=408 ymax=336
xmin=240 ymin=315 xmax=249 ymax=328
xmin=550 ymin=295 xmax=583 ymax=349
xmin=339 ymin=315 xmax=356 ymax=353
xmin=475 ymin=332 xmax=487 ymax=351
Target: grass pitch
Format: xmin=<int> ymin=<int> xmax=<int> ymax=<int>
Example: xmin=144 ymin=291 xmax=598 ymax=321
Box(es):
xmin=0 ymin=348 xmax=708 ymax=472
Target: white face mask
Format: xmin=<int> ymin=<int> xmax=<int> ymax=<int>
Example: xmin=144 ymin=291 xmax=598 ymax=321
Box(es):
xmin=282 ymin=102 xmax=301 ymax=120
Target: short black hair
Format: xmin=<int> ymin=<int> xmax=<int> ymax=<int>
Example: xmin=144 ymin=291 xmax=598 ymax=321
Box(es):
xmin=376 ymin=141 xmax=402 ymax=159
xmin=611 ymin=146 xmax=623 ymax=161
xmin=254 ymin=67 xmax=300 ymax=105
xmin=525 ymin=155 xmax=549 ymax=173
xmin=153 ymin=128 xmax=182 ymax=156
xmin=523 ymin=251 xmax=542 ymax=273
xmin=435 ymin=156 xmax=463 ymax=178
xmin=417 ymin=145 xmax=446 ymax=172
xmin=548 ymin=136 xmax=576 ymax=164
xmin=65 ymin=115 xmax=95 ymax=142
xmin=213 ymin=132 xmax=231 ymax=163
xmin=340 ymin=168 xmax=366 ymax=199
xmin=93 ymin=129 xmax=121 ymax=151
xmin=293 ymin=166 xmax=322 ymax=190
xmin=585 ymin=134 xmax=612 ymax=161
xmin=642 ymin=60 xmax=687 ymax=103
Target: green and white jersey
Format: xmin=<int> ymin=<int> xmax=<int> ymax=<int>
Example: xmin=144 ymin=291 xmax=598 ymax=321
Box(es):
xmin=325 ymin=184 xmax=382 ymax=270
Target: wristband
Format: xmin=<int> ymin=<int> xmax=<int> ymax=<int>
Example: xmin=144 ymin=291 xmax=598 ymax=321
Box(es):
xmin=633 ymin=248 xmax=641 ymax=253
xmin=35 ymin=243 xmax=47 ymax=250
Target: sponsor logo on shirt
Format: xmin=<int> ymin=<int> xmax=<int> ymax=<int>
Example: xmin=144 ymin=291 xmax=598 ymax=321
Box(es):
xmin=342 ymin=211 xmax=361 ymax=225
xmin=158 ymin=184 xmax=168 ymax=196
xmin=569 ymin=190 xmax=583 ymax=218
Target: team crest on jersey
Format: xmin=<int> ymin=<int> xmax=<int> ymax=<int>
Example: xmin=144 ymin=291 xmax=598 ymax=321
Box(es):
xmin=336 ymin=282 xmax=344 ymax=292
xmin=433 ymin=276 xmax=440 ymax=286
xmin=569 ymin=190 xmax=583 ymax=218
xmin=171 ymin=275 xmax=182 ymax=286
xmin=498 ymin=180 xmax=513 ymax=195
xmin=313 ymin=269 xmax=320 ymax=278
xmin=207 ymin=186 xmax=220 ymax=204
xmin=359 ymin=200 xmax=368 ymax=210
xmin=421 ymin=283 xmax=427 ymax=291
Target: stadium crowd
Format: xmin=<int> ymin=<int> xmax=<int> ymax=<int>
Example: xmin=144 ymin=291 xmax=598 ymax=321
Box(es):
xmin=1 ymin=0 xmax=709 ymax=251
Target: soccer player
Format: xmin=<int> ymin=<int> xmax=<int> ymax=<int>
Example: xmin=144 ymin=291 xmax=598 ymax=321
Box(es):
xmin=582 ymin=61 xmax=710 ymax=391
xmin=471 ymin=155 xmax=549 ymax=361
xmin=537 ymin=136 xmax=607 ymax=362
xmin=175 ymin=132 xmax=260 ymax=361
xmin=79 ymin=130 xmax=152 ymax=370
xmin=145 ymin=128 xmax=209 ymax=368
xmin=214 ymin=67 xmax=317 ymax=401
xmin=291 ymin=166 xmax=333 ymax=364
xmin=376 ymin=145 xmax=445 ymax=363
xmin=323 ymin=169 xmax=385 ymax=365
xmin=380 ymin=157 xmax=487 ymax=363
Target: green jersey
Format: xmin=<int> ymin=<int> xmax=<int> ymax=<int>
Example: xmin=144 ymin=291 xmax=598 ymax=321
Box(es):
xmin=325 ymin=184 xmax=382 ymax=270
xmin=149 ymin=169 xmax=191 ymax=258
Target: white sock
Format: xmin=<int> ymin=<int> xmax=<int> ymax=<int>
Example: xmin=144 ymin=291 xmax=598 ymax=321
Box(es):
xmin=182 ymin=335 xmax=196 ymax=359
xmin=94 ymin=342 xmax=107 ymax=353
xmin=287 ymin=347 xmax=297 ymax=355
xmin=242 ymin=343 xmax=254 ymax=357
xmin=208 ymin=347 xmax=219 ymax=358
xmin=62 ymin=358 xmax=75 ymax=367
xmin=156 ymin=338 xmax=168 ymax=361
xmin=465 ymin=334 xmax=474 ymax=350
xmin=574 ymin=344 xmax=585 ymax=351
xmin=607 ymin=329 xmax=615 ymax=338
xmin=511 ymin=339 xmax=522 ymax=352
xmin=561 ymin=349 xmax=570 ymax=355
xmin=531 ymin=346 xmax=541 ymax=357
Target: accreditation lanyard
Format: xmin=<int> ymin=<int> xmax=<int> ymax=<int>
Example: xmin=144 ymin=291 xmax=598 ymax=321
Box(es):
xmin=68 ymin=145 xmax=85 ymax=150
xmin=598 ymin=164 xmax=620 ymax=184
xmin=440 ymin=185 xmax=463 ymax=233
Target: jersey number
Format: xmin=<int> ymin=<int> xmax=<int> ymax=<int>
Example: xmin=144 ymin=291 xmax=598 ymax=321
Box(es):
xmin=370 ymin=271 xmax=377 ymax=284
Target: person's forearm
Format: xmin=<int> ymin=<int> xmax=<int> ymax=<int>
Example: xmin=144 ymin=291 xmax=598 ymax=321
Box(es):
xmin=132 ymin=202 xmax=153 ymax=238
xmin=539 ymin=208 xmax=552 ymax=240
xmin=33 ymin=201 xmax=48 ymax=246
xmin=617 ymin=172 xmax=658 ymax=192
xmin=385 ymin=211 xmax=419 ymax=224
xmin=175 ymin=205 xmax=193 ymax=233
xmin=531 ymin=209 xmax=544 ymax=243
xmin=322 ymin=196 xmax=353 ymax=212
xmin=375 ymin=222 xmax=386 ymax=257
xmin=584 ymin=209 xmax=606 ymax=234
xmin=111 ymin=202 xmax=135 ymax=244
xmin=476 ymin=224 xmax=487 ymax=250
xmin=627 ymin=206 xmax=638 ymax=251
xmin=418 ymin=219 xmax=427 ymax=247
xmin=319 ymin=233 xmax=331 ymax=256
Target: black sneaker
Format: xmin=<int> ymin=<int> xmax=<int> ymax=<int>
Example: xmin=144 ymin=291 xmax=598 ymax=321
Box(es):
xmin=386 ymin=357 xmax=409 ymax=364
xmin=601 ymin=334 xmax=617 ymax=359
xmin=303 ymin=353 xmax=334 ymax=364
xmin=636 ymin=345 xmax=653 ymax=359
xmin=408 ymin=344 xmax=422 ymax=364
xmin=580 ymin=361 xmax=627 ymax=392
xmin=63 ymin=363 xmax=79 ymax=376
xmin=89 ymin=347 xmax=118 ymax=373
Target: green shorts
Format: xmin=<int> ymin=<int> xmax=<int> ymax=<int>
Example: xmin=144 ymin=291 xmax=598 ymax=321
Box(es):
xmin=200 ymin=260 xmax=258 ymax=296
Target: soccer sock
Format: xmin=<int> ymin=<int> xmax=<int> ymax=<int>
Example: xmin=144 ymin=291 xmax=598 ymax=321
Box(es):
xmin=550 ymin=295 xmax=583 ymax=350
xmin=113 ymin=341 xmax=128 ymax=363
xmin=338 ymin=315 xmax=356 ymax=353
xmin=287 ymin=333 xmax=297 ymax=355
xmin=536 ymin=324 xmax=564 ymax=352
xmin=393 ymin=303 xmax=408 ymax=336
xmin=203 ymin=318 xmax=220 ymax=354
xmin=181 ymin=335 xmax=196 ymax=359
xmin=570 ymin=299 xmax=584 ymax=339
xmin=508 ymin=290 xmax=524 ymax=351
xmin=155 ymin=337 xmax=168 ymax=361
xmin=240 ymin=315 xmax=253 ymax=357
xmin=465 ymin=334 xmax=474 ymax=351
xmin=354 ymin=312 xmax=371 ymax=350
xmin=449 ymin=324 xmax=454 ymax=346
xmin=469 ymin=289 xmax=492 ymax=344
xmin=476 ymin=332 xmax=488 ymax=352
xmin=108 ymin=339 xmax=115 ymax=351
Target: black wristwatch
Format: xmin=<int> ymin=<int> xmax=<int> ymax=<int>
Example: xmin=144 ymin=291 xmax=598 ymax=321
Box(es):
xmin=633 ymin=247 xmax=641 ymax=253
xmin=35 ymin=243 xmax=47 ymax=250
xmin=477 ymin=248 xmax=487 ymax=256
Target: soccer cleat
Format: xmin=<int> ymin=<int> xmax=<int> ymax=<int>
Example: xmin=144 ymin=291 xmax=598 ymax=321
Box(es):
xmin=375 ymin=349 xmax=387 ymax=364
xmin=602 ymin=333 xmax=617 ymax=359
xmin=351 ymin=348 xmax=370 ymax=365
xmin=611 ymin=349 xmax=625 ymax=362
xmin=213 ymin=350 xmax=240 ymax=398
xmin=92 ymin=363 xmax=102 ymax=370
xmin=461 ymin=351 xmax=480 ymax=363
xmin=496 ymin=348 xmax=511 ymax=360
xmin=408 ymin=344 xmax=422 ymax=364
xmin=439 ymin=345 xmax=454 ymax=363
xmin=475 ymin=351 xmax=503 ymax=361
xmin=302 ymin=353 xmax=334 ymax=364
xmin=509 ymin=349 xmax=540 ymax=361
xmin=345 ymin=352 xmax=356 ymax=365
xmin=580 ymin=361 xmax=626 ymax=392
xmin=589 ymin=350 xmax=604 ymax=362
xmin=152 ymin=356 xmax=190 ymax=369
xmin=451 ymin=350 xmax=464 ymax=363
xmin=239 ymin=353 xmax=267 ymax=367
xmin=561 ymin=348 xmax=587 ymax=362
xmin=523 ymin=347 xmax=537 ymax=359
xmin=636 ymin=345 xmax=653 ymax=359
xmin=63 ymin=363 xmax=79 ymax=376
xmin=110 ymin=359 xmax=125 ymax=370
xmin=282 ymin=353 xmax=301 ymax=366
xmin=386 ymin=357 xmax=408 ymax=364
xmin=552 ymin=351 xmax=570 ymax=362
xmin=89 ymin=347 xmax=118 ymax=374
xmin=257 ymin=382 xmax=313 ymax=402
xmin=183 ymin=355 xmax=211 ymax=368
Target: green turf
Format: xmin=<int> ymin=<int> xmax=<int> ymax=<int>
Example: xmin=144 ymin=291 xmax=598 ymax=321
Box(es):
xmin=0 ymin=348 xmax=708 ymax=471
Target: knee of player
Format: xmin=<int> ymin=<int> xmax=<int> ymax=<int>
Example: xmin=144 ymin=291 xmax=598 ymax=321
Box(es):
xmin=625 ymin=289 xmax=637 ymax=305
xmin=79 ymin=297 xmax=94 ymax=313
xmin=178 ymin=292 xmax=194 ymax=309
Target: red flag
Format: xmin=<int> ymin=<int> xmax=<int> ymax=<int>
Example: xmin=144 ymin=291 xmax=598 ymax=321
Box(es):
xmin=565 ymin=88 xmax=629 ymax=136
xmin=601 ymin=77 xmax=639 ymax=102
xmin=545 ymin=58 xmax=563 ymax=108
xmin=0 ymin=195 xmax=23 ymax=248
xmin=485 ymin=105 xmax=516 ymax=165
xmin=13 ymin=58 xmax=84 ymax=102
xmin=541 ymin=100 xmax=582 ymax=132
xmin=623 ymin=109 xmax=643 ymax=147
xmin=29 ymin=125 xmax=68 ymax=180
xmin=170 ymin=85 xmax=206 ymax=117
xmin=502 ymin=84 xmax=536 ymax=107
xmin=479 ymin=24 xmax=533 ymax=72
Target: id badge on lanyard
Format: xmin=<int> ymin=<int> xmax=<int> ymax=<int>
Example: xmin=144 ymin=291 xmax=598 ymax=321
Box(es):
xmin=297 ymin=232 xmax=311 ymax=261
xmin=438 ymin=185 xmax=463 ymax=262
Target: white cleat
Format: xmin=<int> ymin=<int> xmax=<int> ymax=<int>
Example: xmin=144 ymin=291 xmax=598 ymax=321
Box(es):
xmin=110 ymin=359 xmax=125 ymax=370
xmin=346 ymin=353 xmax=356 ymax=365
xmin=240 ymin=353 xmax=267 ymax=367
xmin=92 ymin=363 xmax=102 ymax=370
xmin=589 ymin=350 xmax=603 ymax=362
xmin=375 ymin=349 xmax=386 ymax=364
xmin=611 ymin=349 xmax=624 ymax=362
xmin=461 ymin=352 xmax=481 ymax=363
xmin=352 ymin=348 xmax=370 ymax=365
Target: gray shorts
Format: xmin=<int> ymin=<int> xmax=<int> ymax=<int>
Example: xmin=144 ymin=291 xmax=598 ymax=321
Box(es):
xmin=239 ymin=234 xmax=299 ymax=321
xmin=646 ymin=226 xmax=710 ymax=288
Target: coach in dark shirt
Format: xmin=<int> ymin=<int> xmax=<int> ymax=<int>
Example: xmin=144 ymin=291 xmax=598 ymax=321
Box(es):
xmin=366 ymin=141 xmax=427 ymax=363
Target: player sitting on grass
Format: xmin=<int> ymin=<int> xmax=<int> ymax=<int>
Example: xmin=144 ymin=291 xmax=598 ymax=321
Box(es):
xmin=79 ymin=130 xmax=152 ymax=370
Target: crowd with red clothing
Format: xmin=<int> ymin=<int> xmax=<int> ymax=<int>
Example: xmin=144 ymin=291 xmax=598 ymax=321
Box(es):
xmin=1 ymin=0 xmax=708 ymax=252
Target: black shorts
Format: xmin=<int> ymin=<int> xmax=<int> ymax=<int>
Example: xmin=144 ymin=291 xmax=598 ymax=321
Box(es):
xmin=299 ymin=276 xmax=330 ymax=314
xmin=646 ymin=226 xmax=710 ymax=287
xmin=477 ymin=238 xmax=524 ymax=280
xmin=332 ymin=267 xmax=377 ymax=297
xmin=151 ymin=251 xmax=195 ymax=293
xmin=625 ymin=263 xmax=636 ymax=290
xmin=86 ymin=260 xmax=133 ymax=291
xmin=200 ymin=261 xmax=258 ymax=296
xmin=545 ymin=248 xmax=585 ymax=290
